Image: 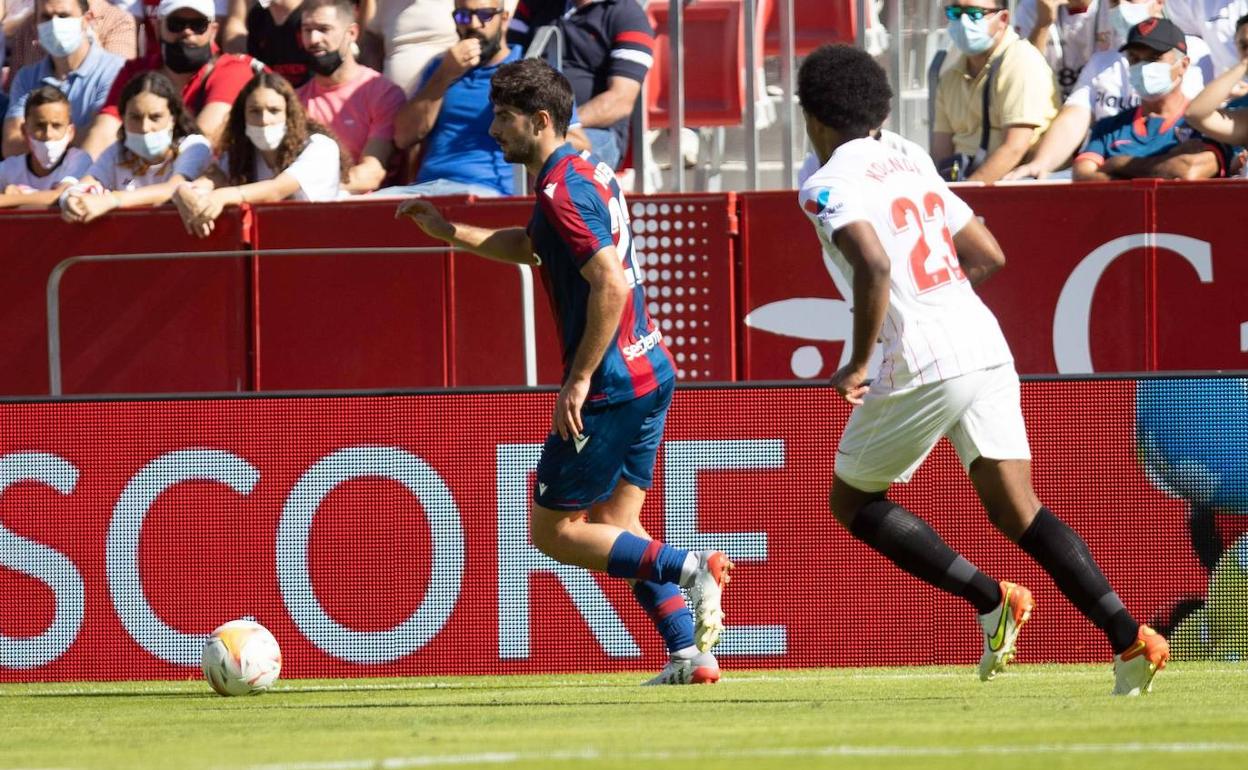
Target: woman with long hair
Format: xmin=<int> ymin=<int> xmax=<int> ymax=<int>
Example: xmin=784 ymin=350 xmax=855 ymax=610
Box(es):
xmin=176 ymin=72 xmax=345 ymax=237
xmin=61 ymin=72 xmax=212 ymax=224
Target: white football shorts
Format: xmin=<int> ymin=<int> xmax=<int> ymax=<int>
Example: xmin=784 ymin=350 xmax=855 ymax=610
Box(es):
xmin=834 ymin=364 xmax=1031 ymax=493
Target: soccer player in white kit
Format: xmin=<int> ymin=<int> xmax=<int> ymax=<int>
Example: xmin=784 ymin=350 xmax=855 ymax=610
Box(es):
xmin=796 ymin=44 xmax=1169 ymax=695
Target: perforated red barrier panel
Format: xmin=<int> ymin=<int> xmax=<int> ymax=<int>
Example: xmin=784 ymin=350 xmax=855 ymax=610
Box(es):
xmin=3 ymin=377 xmax=1236 ymax=682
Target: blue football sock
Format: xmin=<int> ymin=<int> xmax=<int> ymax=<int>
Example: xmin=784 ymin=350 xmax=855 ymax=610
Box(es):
xmin=632 ymin=581 xmax=695 ymax=654
xmin=606 ymin=532 xmax=689 ymax=584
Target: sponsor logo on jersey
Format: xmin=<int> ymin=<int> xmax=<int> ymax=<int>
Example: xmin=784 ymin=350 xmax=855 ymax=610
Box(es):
xmin=543 ymin=182 xmax=558 ymax=198
xmin=622 ymin=327 xmax=664 ymax=360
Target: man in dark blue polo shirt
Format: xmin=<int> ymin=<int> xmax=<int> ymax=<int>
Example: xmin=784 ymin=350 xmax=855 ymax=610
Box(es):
xmin=1074 ymin=17 xmax=1230 ymax=180
xmin=511 ymin=0 xmax=653 ymax=170
xmin=386 ymin=0 xmax=585 ymax=197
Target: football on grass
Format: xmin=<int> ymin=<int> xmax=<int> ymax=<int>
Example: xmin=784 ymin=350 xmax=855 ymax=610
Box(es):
xmin=201 ymin=619 xmax=282 ymax=696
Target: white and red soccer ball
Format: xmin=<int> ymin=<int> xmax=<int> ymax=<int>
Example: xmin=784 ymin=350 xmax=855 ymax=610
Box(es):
xmin=201 ymin=619 xmax=282 ymax=696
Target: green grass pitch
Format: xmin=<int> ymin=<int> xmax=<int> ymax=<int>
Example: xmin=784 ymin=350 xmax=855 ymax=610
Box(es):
xmin=2 ymin=664 xmax=1247 ymax=770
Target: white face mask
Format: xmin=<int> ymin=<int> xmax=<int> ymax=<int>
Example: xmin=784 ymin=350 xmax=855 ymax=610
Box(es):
xmin=37 ymin=16 xmax=84 ymax=58
xmin=124 ymin=127 xmax=174 ymax=162
xmin=29 ymin=133 xmax=72 ymax=168
xmin=1112 ymin=2 xmax=1156 ymax=43
xmin=245 ymin=122 xmax=287 ymax=151
xmin=1129 ymin=59 xmax=1178 ymax=98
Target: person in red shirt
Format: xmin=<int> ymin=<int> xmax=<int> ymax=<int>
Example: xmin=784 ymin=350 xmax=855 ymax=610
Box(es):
xmin=80 ymin=0 xmax=261 ymax=159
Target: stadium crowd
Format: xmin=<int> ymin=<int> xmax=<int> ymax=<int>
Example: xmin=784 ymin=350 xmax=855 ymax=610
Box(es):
xmin=0 ymin=0 xmax=1247 ymax=223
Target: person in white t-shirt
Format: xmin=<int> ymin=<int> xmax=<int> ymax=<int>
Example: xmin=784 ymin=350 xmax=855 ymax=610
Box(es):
xmin=175 ymin=71 xmax=343 ymax=237
xmin=61 ymin=70 xmax=212 ymax=224
xmin=0 ymin=86 xmax=92 ymax=208
xmin=1015 ymin=0 xmax=1115 ymax=100
xmin=1006 ymin=0 xmax=1213 ymax=179
xmin=798 ymin=44 xmax=1169 ymax=696
xmin=1167 ymin=0 xmax=1248 ymax=72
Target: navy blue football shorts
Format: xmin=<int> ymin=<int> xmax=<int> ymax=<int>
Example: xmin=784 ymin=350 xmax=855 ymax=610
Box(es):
xmin=533 ymin=377 xmax=675 ymax=511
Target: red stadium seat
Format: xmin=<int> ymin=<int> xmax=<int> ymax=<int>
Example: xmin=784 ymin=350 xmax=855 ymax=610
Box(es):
xmin=763 ymin=0 xmax=856 ymax=56
xmin=646 ymin=0 xmax=747 ymax=129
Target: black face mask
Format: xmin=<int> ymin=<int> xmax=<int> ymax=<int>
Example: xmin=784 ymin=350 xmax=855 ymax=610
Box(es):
xmin=162 ymin=40 xmax=213 ymax=73
xmin=305 ymin=48 xmax=343 ymax=77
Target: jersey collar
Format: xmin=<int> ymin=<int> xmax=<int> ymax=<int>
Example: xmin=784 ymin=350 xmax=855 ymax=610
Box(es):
xmin=536 ymin=142 xmax=577 ymax=184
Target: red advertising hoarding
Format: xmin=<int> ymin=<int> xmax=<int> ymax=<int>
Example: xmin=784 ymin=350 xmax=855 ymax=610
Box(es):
xmin=1 ymin=379 xmax=1222 ymax=682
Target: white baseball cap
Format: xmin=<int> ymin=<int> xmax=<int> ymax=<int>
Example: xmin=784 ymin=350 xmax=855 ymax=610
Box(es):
xmin=157 ymin=0 xmax=215 ymax=19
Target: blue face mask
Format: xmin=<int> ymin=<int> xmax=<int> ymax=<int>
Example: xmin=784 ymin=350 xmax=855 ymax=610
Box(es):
xmin=37 ymin=16 xmax=84 ymax=58
xmin=124 ymin=127 xmax=174 ymax=162
xmin=1129 ymin=60 xmax=1177 ymax=98
xmin=947 ymin=15 xmax=997 ymax=55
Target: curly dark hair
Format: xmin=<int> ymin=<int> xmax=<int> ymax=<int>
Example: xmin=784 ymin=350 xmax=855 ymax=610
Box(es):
xmin=115 ymin=71 xmax=199 ymax=169
xmin=490 ymin=58 xmax=573 ymax=136
xmin=797 ymin=44 xmax=892 ymax=138
xmin=219 ymin=72 xmax=349 ymax=185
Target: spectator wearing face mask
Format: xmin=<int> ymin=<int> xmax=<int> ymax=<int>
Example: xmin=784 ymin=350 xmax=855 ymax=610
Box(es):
xmin=2 ymin=0 xmax=126 ymax=158
xmin=1015 ymin=0 xmax=1114 ymax=101
xmin=60 ymin=71 xmax=213 ymax=223
xmin=932 ymin=0 xmax=1060 ymax=182
xmin=1007 ymin=0 xmax=1215 ymax=179
xmin=7 ymin=0 xmax=136 ymax=73
xmin=296 ymin=0 xmax=403 ymax=193
xmin=1074 ymin=18 xmax=1231 ymax=179
xmin=220 ymin=0 xmax=309 ymax=86
xmin=0 ymin=86 xmax=93 ymax=207
xmin=174 ymin=72 xmax=345 ymax=237
xmin=79 ymin=0 xmax=262 ymax=159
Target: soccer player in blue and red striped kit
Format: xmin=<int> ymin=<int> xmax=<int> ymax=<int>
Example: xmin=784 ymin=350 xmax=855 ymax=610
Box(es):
xmin=397 ymin=58 xmax=730 ymax=684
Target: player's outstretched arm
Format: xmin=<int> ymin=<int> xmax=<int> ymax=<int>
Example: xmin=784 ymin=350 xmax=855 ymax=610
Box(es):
xmin=552 ymin=246 xmax=631 ymax=439
xmin=396 ymin=199 xmax=539 ymax=266
xmin=830 ymin=221 xmax=890 ymax=405
xmin=952 ymin=218 xmax=1007 ymax=287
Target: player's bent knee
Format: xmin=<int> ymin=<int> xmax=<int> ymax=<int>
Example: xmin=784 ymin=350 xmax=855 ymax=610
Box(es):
xmin=829 ymin=476 xmax=884 ymax=529
xmin=529 ymin=505 xmax=584 ymax=558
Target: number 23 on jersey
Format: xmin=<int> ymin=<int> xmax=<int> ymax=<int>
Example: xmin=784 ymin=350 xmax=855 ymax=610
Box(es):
xmin=890 ymin=192 xmax=966 ymax=293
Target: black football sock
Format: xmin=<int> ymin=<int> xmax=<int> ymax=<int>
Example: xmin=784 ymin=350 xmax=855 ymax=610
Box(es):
xmin=1018 ymin=507 xmax=1140 ymax=654
xmin=849 ymin=500 xmax=1002 ymax=614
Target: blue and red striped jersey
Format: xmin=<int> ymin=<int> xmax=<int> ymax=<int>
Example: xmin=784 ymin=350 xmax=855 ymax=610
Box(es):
xmin=527 ymin=143 xmax=675 ymax=404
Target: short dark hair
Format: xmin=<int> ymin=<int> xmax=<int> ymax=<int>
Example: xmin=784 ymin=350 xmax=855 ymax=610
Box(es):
xmin=797 ymin=44 xmax=892 ymax=137
xmin=38 ymin=0 xmax=89 ymax=19
xmin=1237 ymin=13 xmax=1248 ymax=31
xmin=24 ymin=84 xmax=71 ymax=120
xmin=490 ymin=59 xmax=574 ymax=136
xmin=300 ymin=0 xmax=356 ymax=23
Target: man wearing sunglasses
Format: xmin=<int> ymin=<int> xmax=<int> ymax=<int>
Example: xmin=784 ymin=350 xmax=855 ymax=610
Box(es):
xmin=932 ymin=0 xmax=1059 ymax=182
xmin=388 ymin=0 xmax=587 ymax=197
xmin=297 ymin=0 xmax=405 ymax=194
xmin=81 ymin=0 xmax=261 ymax=159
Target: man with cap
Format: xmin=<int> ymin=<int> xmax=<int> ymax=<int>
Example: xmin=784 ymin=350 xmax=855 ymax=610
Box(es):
xmin=1074 ymin=17 xmax=1232 ymax=179
xmin=79 ymin=0 xmax=262 ymax=159
xmin=1 ymin=0 xmax=126 ymax=157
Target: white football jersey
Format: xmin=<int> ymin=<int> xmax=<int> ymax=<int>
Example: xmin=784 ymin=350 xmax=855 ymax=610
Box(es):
xmin=798 ymin=133 xmax=1013 ymax=393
